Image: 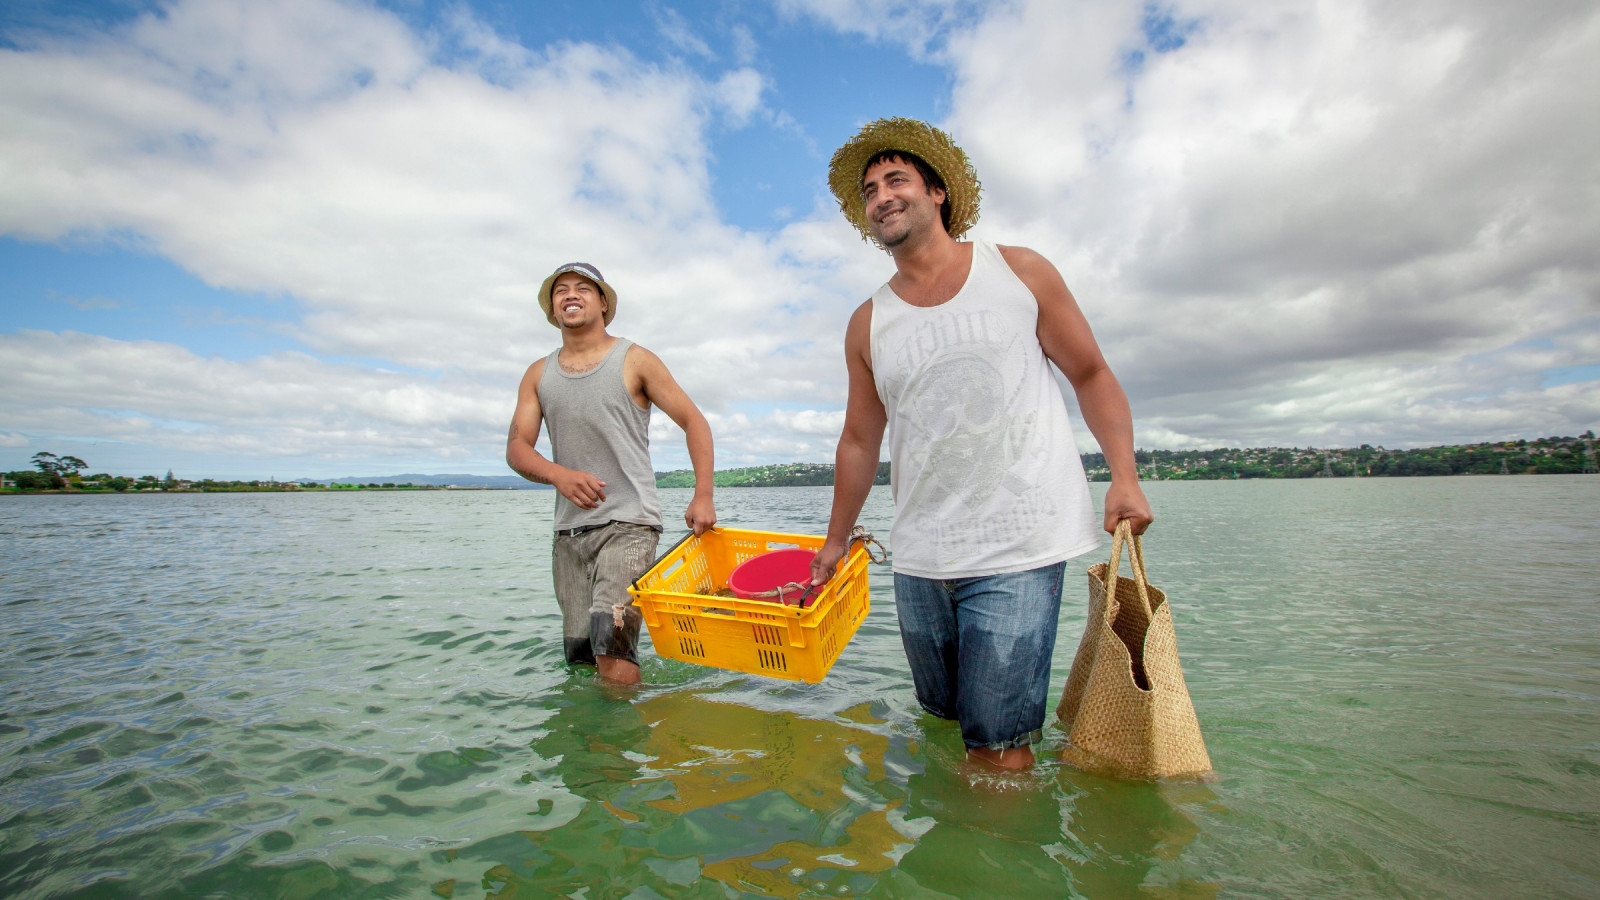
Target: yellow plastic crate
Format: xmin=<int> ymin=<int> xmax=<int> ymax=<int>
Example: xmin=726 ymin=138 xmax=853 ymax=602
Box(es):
xmin=628 ymin=527 xmax=871 ymax=683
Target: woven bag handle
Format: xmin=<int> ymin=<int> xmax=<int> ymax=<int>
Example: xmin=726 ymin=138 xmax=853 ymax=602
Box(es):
xmin=1105 ymin=520 xmax=1155 ymax=618
xmin=1128 ymin=529 xmax=1152 ymax=596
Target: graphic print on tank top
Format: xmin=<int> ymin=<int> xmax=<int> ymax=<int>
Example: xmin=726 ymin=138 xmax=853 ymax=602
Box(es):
xmin=885 ymin=307 xmax=1060 ymax=546
xmin=871 ymin=240 xmax=1098 ymax=577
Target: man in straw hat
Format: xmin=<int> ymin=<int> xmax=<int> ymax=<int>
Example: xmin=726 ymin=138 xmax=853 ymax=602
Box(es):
xmin=507 ymin=261 xmax=717 ymax=685
xmin=809 ymin=118 xmax=1153 ymax=769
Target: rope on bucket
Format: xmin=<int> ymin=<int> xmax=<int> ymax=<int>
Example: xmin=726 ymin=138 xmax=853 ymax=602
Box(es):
xmin=746 ymin=525 xmax=886 ymax=607
xmin=748 ymin=580 xmax=816 ymax=607
xmin=847 ymin=525 xmax=887 ymax=564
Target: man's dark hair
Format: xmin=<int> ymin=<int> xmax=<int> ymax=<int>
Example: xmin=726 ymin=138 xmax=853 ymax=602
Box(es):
xmin=863 ymin=150 xmax=952 ymax=234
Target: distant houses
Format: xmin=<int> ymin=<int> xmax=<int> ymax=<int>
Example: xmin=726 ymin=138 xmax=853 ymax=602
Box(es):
xmin=1059 ymin=433 xmax=1597 ymax=480
xmin=653 ymin=433 xmax=1599 ymax=486
xmin=8 ymin=432 xmax=1596 ymax=495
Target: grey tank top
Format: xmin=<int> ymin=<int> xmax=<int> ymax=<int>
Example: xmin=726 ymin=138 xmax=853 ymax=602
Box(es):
xmin=537 ymin=338 xmax=663 ymax=532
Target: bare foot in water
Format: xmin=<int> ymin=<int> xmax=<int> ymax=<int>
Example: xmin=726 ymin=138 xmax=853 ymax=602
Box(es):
xmin=967 ymin=744 xmax=1034 ymax=770
xmin=596 ymin=655 xmax=640 ymax=686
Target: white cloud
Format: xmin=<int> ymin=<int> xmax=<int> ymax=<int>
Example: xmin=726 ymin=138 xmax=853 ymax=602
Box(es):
xmin=652 ymin=3 xmax=715 ymax=59
xmin=1 ymin=0 xmax=1594 ymax=480
xmin=942 ymin=0 xmax=1600 ymax=447
xmin=57 ymin=295 xmax=122 ymax=311
xmin=729 ymin=24 xmax=759 ymax=66
xmin=711 ymin=67 xmax=766 ymax=126
xmin=0 ymin=2 xmax=860 ymax=441
xmin=0 ymin=330 xmax=505 ymax=455
xmin=774 ymin=0 xmax=983 ymax=58
xmin=645 ymin=406 xmax=849 ymax=471
xmin=435 ymin=3 xmax=537 ymax=75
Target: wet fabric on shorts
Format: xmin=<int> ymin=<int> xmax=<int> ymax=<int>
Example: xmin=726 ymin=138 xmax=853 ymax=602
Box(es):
xmin=552 ymin=521 xmax=659 ymax=666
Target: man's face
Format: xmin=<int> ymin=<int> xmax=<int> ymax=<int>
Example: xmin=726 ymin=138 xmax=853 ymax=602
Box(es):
xmin=551 ymin=272 xmax=606 ymax=328
xmin=861 ymin=155 xmax=946 ymax=248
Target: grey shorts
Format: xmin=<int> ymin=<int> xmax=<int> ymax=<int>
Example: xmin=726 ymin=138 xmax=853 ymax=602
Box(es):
xmin=551 ymin=521 xmax=659 ymax=666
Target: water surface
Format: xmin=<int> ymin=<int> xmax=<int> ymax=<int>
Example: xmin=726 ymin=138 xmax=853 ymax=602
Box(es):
xmin=2 ymin=477 xmax=1597 ymax=897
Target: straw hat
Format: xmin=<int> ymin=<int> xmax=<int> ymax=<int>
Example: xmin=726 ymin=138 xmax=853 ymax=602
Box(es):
xmin=827 ymin=117 xmax=981 ymax=247
xmin=538 ymin=261 xmax=617 ymax=327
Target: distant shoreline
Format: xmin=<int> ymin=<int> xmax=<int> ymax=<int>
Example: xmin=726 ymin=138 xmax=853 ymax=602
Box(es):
xmin=7 ymin=470 xmax=1597 ymax=497
xmin=0 ymin=481 xmax=543 ymax=495
xmin=6 ymin=433 xmax=1594 ymax=494
xmin=657 ymin=434 xmax=1597 ymax=486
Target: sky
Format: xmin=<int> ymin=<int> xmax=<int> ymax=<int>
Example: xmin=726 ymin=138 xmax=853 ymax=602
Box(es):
xmin=0 ymin=0 xmax=1596 ymax=480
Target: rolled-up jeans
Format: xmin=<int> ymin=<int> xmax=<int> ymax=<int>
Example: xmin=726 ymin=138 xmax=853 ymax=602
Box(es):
xmin=893 ymin=561 xmax=1067 ymax=751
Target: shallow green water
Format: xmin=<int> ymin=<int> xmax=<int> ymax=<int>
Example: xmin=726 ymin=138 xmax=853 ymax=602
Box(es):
xmin=1 ymin=478 xmax=1597 ymax=898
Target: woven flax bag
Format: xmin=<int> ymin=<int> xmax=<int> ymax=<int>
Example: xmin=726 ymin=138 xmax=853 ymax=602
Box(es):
xmin=1057 ymin=521 xmax=1212 ymax=779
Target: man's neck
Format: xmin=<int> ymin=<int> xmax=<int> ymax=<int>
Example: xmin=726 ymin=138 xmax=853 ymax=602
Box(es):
xmin=559 ymin=322 xmax=613 ymax=355
xmin=887 ymin=231 xmax=970 ymax=307
xmin=890 ymin=230 xmax=964 ymax=283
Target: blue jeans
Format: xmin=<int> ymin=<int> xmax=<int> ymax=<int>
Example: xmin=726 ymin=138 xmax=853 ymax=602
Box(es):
xmin=894 ymin=561 xmax=1067 ymax=751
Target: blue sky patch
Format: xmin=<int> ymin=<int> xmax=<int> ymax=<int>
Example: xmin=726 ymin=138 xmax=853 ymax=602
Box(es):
xmin=1541 ymin=365 xmax=1600 ymax=388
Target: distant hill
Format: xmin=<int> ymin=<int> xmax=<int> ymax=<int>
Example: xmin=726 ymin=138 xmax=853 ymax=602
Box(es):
xmin=12 ymin=434 xmax=1594 ymax=495
xmin=305 ymin=473 xmax=551 ymax=489
xmin=654 ymin=433 xmax=1598 ymax=485
xmin=656 ymin=462 xmax=891 ymax=488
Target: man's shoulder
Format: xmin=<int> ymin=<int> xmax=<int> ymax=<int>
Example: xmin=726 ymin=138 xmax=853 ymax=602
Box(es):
xmin=617 ymin=338 xmax=657 ymax=361
xmin=847 ymin=298 xmax=875 ymax=332
xmin=994 ymin=244 xmax=1066 ymax=293
xmin=618 ymin=340 xmax=669 ymax=378
xmin=996 ymin=243 xmax=1046 ymax=266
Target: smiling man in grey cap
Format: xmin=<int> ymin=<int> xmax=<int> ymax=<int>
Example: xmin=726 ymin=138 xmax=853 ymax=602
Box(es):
xmin=507 ymin=261 xmax=717 ymax=685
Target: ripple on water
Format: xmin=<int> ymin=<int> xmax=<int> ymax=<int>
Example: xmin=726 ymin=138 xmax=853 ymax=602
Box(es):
xmin=2 ymin=481 xmax=1598 ymax=897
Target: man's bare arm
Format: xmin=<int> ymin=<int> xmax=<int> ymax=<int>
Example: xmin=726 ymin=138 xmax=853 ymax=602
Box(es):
xmin=505 ymin=358 xmax=608 ymax=509
xmin=812 ymin=301 xmax=887 ymax=585
xmin=631 ymin=346 xmax=717 ymax=535
xmin=1001 ymin=245 xmax=1153 ymax=534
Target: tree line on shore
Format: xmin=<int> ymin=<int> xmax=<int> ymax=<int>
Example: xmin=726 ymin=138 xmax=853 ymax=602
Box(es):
xmin=656 ymin=433 xmax=1598 ymax=486
xmin=1085 ymin=433 xmax=1598 ymax=481
xmin=3 ymin=453 xmax=437 ymax=493
xmin=655 ymin=461 xmax=893 ymax=488
xmin=7 ymin=434 xmax=1596 ymax=493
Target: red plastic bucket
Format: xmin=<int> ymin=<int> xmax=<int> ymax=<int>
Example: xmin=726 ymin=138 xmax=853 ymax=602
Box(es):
xmin=728 ymin=548 xmax=816 ymax=603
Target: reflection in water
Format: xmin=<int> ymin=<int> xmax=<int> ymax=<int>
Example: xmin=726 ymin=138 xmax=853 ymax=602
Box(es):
xmin=460 ymin=682 xmax=915 ymax=896
xmin=445 ymin=678 xmax=1218 ymax=898
xmin=877 ymin=729 xmax=1218 ymax=896
xmin=1052 ymin=772 xmax=1220 ymax=898
xmin=633 ymin=691 xmax=910 ymax=895
xmin=6 ymin=481 xmax=1596 ymax=897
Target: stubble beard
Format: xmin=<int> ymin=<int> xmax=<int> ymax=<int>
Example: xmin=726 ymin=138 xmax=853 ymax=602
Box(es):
xmin=872 ymin=210 xmax=912 ymax=249
xmin=558 ymin=304 xmax=605 ymax=330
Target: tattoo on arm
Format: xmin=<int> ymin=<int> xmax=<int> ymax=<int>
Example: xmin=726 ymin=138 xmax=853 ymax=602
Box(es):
xmin=508 ymin=417 xmax=554 ymax=484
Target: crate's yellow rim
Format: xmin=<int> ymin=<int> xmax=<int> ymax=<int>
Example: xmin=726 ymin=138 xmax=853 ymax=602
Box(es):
xmin=628 ymin=533 xmax=872 ymax=621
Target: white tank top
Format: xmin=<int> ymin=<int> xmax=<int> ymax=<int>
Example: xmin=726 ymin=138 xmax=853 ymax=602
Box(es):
xmin=869 ymin=241 xmax=1099 ymax=578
